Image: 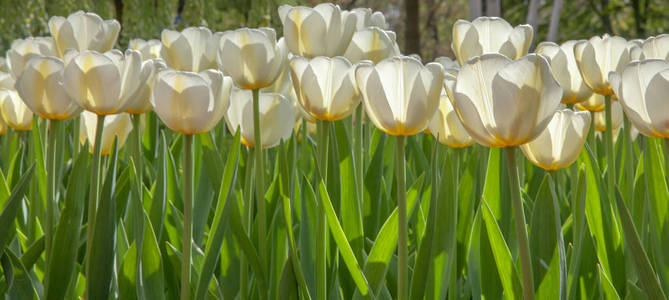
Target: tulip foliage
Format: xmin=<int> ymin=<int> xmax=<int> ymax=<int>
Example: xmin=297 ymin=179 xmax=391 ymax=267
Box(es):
xmin=2 ymin=6 xmax=669 ymax=300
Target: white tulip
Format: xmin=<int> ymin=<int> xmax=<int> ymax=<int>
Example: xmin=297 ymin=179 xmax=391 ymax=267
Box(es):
xmin=6 ymin=37 xmax=56 ymax=79
xmin=536 ymin=41 xmax=593 ymax=104
xmin=129 ymin=38 xmax=163 ymax=60
xmin=574 ymin=34 xmax=630 ymax=95
xmin=434 ymin=56 xmax=460 ymax=75
xmin=350 ymin=7 xmax=386 ymax=30
xmin=0 ymin=89 xmax=33 ymax=131
xmin=427 ymin=84 xmax=473 ymax=148
xmin=0 ymin=72 xmax=14 ymax=89
xmin=160 ymin=27 xmax=219 ymax=72
xmin=80 ymin=110 xmax=132 ymax=155
xmin=225 ymin=88 xmax=295 ymax=148
xmin=638 ymin=34 xmax=669 ymax=61
xmin=152 ymin=69 xmax=232 ymax=134
xmin=574 ymin=92 xmax=605 ymax=112
xmin=452 ymin=16 xmax=533 ymax=65
xmin=48 ymin=11 xmax=120 ymax=58
xmin=279 ymin=3 xmax=356 ymax=58
xmin=344 ymin=27 xmax=400 ymax=64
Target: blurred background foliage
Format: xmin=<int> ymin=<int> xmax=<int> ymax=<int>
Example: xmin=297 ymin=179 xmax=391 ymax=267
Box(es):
xmin=1 ymin=0 xmax=668 ymax=61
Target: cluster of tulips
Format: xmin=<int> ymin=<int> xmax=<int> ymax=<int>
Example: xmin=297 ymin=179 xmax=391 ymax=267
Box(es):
xmin=1 ymin=2 xmax=669 ymax=300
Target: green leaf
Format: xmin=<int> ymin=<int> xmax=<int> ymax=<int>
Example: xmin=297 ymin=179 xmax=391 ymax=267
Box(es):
xmin=44 ymin=150 xmax=88 ymax=300
xmin=598 ymin=264 xmax=621 ymax=300
xmin=568 ymin=166 xmax=587 ymax=300
xmin=480 ymin=199 xmax=523 ymax=300
xmin=141 ymin=214 xmax=166 ymax=299
xmin=3 ymin=249 xmax=37 ymax=299
xmin=318 ymin=180 xmax=370 ymax=297
xmin=0 ymin=164 xmax=35 ymax=252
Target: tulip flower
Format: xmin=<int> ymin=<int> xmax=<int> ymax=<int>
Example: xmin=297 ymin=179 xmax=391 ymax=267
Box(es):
xmin=6 ymin=37 xmax=56 ymax=79
xmin=452 ymin=53 xmax=562 ymax=147
xmin=575 ymin=92 xmax=605 ymax=112
xmin=350 ymin=7 xmax=386 ymax=30
xmin=536 ymin=41 xmax=593 ymax=104
xmin=427 ymin=90 xmax=474 ymax=148
xmin=0 ymin=89 xmax=33 ymax=131
xmin=129 ymin=38 xmax=163 ymax=60
xmin=152 ymin=69 xmax=232 ymax=135
xmin=520 ymin=109 xmax=591 ymax=170
xmin=0 ymin=73 xmax=14 ymax=89
xmin=574 ymin=34 xmax=630 ymax=96
xmin=628 ymin=39 xmax=643 ymax=61
xmin=124 ymin=59 xmax=164 ymax=114
xmin=63 ymin=49 xmax=147 ymax=115
xmin=15 ymin=56 xmax=83 ymax=120
xmin=278 ymin=3 xmax=356 ymax=58
xmin=290 ymin=56 xmax=361 ymax=121
xmin=161 ymin=27 xmax=219 ymax=72
xmin=609 ymin=60 xmax=669 ymax=138
xmin=343 ymin=27 xmax=400 ymax=64
xmin=217 ymin=28 xmax=287 ymax=90
xmin=262 ymin=64 xmax=313 ymax=122
xmin=356 ymin=55 xmax=443 ymax=300
xmin=452 ymin=16 xmax=533 ymax=65
xmin=434 ymin=56 xmax=459 ymax=75
xmin=356 ymin=56 xmax=444 ymax=136
xmin=48 ymin=11 xmax=120 ymax=58
xmin=638 ymin=34 xmax=669 ymax=61
xmin=590 ymin=100 xmax=623 ymax=132
xmin=79 ymin=111 xmax=132 ymax=155
xmin=225 ymin=88 xmax=295 ymax=148
xmin=0 ymin=116 xmax=7 ymax=135
xmin=0 ymin=58 xmax=7 ymax=73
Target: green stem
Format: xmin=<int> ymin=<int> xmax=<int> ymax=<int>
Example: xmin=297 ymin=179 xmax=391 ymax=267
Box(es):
xmin=252 ymin=88 xmax=267 ymax=268
xmin=45 ymin=119 xmax=59 ymax=268
xmin=505 ymin=147 xmax=535 ymax=300
xmin=663 ymin=139 xmax=669 ymax=182
xmin=588 ymin=111 xmax=596 ymax=156
xmin=240 ymin=147 xmax=255 ymax=300
xmin=396 ymin=135 xmax=407 ymax=300
xmin=181 ymin=134 xmax=194 ymax=300
xmin=131 ymin=114 xmax=145 ymax=297
xmin=85 ymin=113 xmax=106 ymax=295
xmin=316 ymin=120 xmax=330 ymax=300
xmin=354 ymin=106 xmax=364 ymax=225
xmin=604 ymin=96 xmax=615 ymax=202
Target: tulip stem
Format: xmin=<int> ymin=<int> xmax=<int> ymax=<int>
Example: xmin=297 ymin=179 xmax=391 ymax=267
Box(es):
xmin=316 ymin=120 xmax=330 ymax=300
xmin=131 ymin=114 xmax=145 ymax=297
xmin=45 ymin=119 xmax=60 ymax=272
xmin=604 ymin=96 xmax=615 ymax=202
xmin=396 ymin=135 xmax=408 ymax=300
xmin=252 ymin=88 xmax=267 ymax=269
xmin=663 ymin=139 xmax=669 ymax=180
xmin=240 ymin=146 xmax=255 ymax=300
xmin=181 ymin=134 xmax=194 ymax=300
xmin=85 ymin=114 xmax=106 ymax=299
xmin=505 ymin=147 xmax=535 ymax=300
xmin=354 ymin=106 xmax=364 ymax=237
xmin=588 ymin=111 xmax=597 ymax=156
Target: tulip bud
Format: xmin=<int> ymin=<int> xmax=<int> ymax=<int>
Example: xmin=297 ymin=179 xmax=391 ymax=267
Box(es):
xmin=520 ymin=109 xmax=591 ymax=170
xmin=6 ymin=37 xmax=56 ymax=79
xmin=290 ymin=56 xmax=360 ymax=121
xmin=279 ymin=3 xmax=357 ymax=58
xmin=574 ymin=34 xmax=630 ymax=96
xmin=609 ymin=59 xmax=669 ymax=138
xmin=350 ymin=7 xmax=386 ymax=30
xmin=152 ymin=69 xmax=232 ymax=134
xmin=344 ymin=27 xmax=400 ymax=64
xmin=225 ymin=88 xmax=295 ymax=148
xmin=129 ymin=39 xmax=163 ymax=60
xmin=161 ymin=27 xmax=219 ymax=72
xmin=0 ymin=89 xmax=33 ymax=131
xmin=452 ymin=17 xmax=533 ymax=65
xmin=452 ymin=53 xmax=562 ymax=147
xmin=80 ymin=110 xmax=132 ymax=155
xmin=427 ymin=85 xmax=473 ymax=148
xmin=536 ymin=41 xmax=593 ymax=104
xmin=217 ymin=28 xmax=287 ymax=89
xmin=356 ymin=56 xmax=444 ymax=136
xmin=15 ymin=56 xmax=82 ymax=120
xmin=48 ymin=11 xmax=120 ymax=58
xmin=63 ymin=49 xmax=145 ymax=115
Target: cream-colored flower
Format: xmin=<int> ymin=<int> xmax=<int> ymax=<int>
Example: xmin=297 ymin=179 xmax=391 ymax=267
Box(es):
xmin=355 ymin=56 xmax=444 ymax=136
xmin=262 ymin=63 xmax=313 ymax=122
xmin=638 ymin=34 xmax=669 ymax=61
xmin=589 ymin=100 xmax=623 ymax=132
xmin=217 ymin=28 xmax=287 ymax=89
xmin=48 ymin=11 xmax=120 ymax=58
xmin=63 ymin=49 xmax=145 ymax=115
xmin=520 ymin=109 xmax=590 ymax=170
xmin=279 ymin=3 xmax=356 ymax=58
xmin=15 ymin=56 xmax=82 ymax=120
xmin=344 ymin=27 xmax=400 ymax=64
xmin=434 ymin=56 xmax=459 ymax=75
xmin=609 ymin=59 xmax=669 ymax=138
xmin=290 ymin=56 xmax=360 ymax=121
xmin=0 ymin=72 xmax=14 ymax=89
xmin=0 ymin=58 xmax=7 ymax=73
xmin=574 ymin=92 xmax=605 ymax=112
xmin=0 ymin=89 xmax=33 ymax=131
xmin=628 ymin=39 xmax=643 ymax=61
xmin=124 ymin=59 xmax=164 ymax=114
xmin=452 ymin=16 xmax=533 ymax=65
xmin=452 ymin=53 xmax=562 ymax=147
xmin=6 ymin=37 xmax=56 ymax=79
xmin=536 ymin=40 xmax=593 ymax=104
xmin=350 ymin=7 xmax=386 ymax=30
xmin=152 ymin=69 xmax=232 ymax=134
xmin=427 ymin=85 xmax=473 ymax=147
xmin=225 ymin=88 xmax=295 ymax=148
xmin=574 ymin=34 xmax=630 ymax=95
xmin=80 ymin=110 xmax=132 ymax=155
xmin=160 ymin=27 xmax=219 ymax=72
xmin=129 ymin=38 xmax=163 ymax=60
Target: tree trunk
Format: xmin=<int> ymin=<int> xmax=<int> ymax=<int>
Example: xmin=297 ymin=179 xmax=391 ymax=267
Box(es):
xmin=469 ymin=0 xmax=482 ymax=19
xmin=547 ymin=0 xmax=563 ymax=41
xmin=113 ymin=0 xmax=124 ymax=27
xmin=526 ymin=0 xmax=540 ymax=32
xmin=404 ymin=0 xmax=421 ymax=56
xmin=486 ymin=0 xmax=501 ymax=17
